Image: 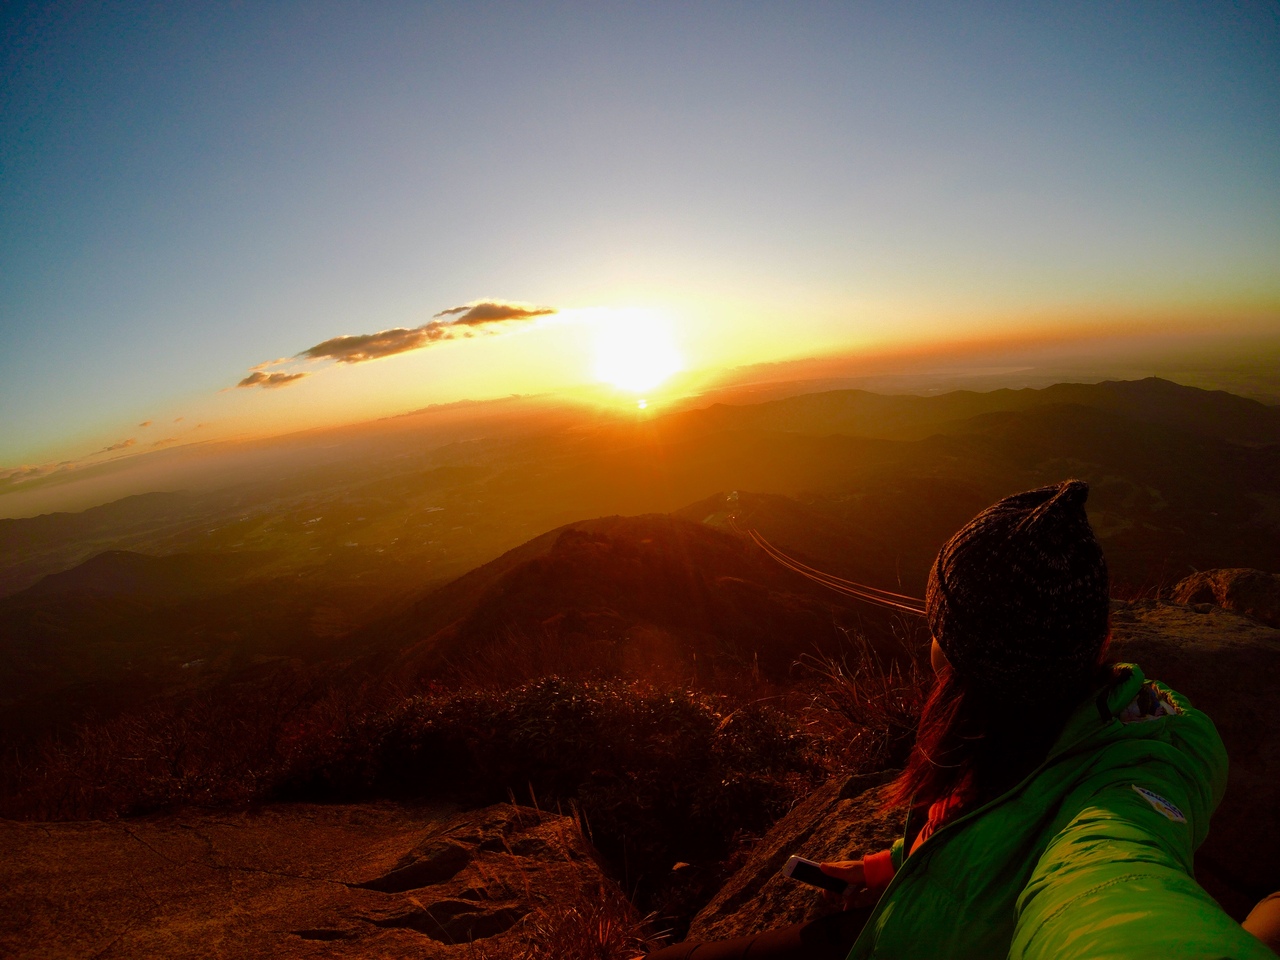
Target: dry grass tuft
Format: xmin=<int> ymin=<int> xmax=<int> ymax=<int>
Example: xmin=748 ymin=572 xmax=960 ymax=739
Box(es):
xmin=799 ymin=630 xmax=930 ymax=773
xmin=471 ymin=881 xmax=666 ymax=960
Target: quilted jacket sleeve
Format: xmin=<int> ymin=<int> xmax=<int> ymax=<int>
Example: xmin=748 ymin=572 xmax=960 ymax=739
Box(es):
xmin=1009 ymin=705 xmax=1275 ymax=960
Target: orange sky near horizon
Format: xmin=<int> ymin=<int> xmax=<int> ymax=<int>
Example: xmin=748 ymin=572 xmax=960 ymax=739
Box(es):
xmin=8 ymin=292 xmax=1276 ymax=493
xmin=3 ymin=5 xmax=1278 ymax=479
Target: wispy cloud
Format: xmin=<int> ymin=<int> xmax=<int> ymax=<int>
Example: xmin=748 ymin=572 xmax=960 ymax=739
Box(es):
xmin=97 ymin=438 xmax=136 ymax=454
xmin=138 ymin=420 xmax=153 ymax=428
xmin=237 ymin=371 xmax=311 ymax=389
xmin=298 ymin=325 xmax=449 ymax=364
xmin=233 ymin=298 xmax=556 ymax=389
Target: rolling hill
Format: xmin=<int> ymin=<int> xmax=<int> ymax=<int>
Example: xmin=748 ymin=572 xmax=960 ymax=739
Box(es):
xmin=367 ymin=512 xmax=897 ymax=686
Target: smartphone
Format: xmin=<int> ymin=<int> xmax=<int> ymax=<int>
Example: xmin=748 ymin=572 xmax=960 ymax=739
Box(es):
xmin=782 ymin=855 xmax=849 ymax=894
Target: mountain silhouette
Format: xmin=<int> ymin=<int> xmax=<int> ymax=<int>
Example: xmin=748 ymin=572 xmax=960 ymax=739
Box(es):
xmin=25 ymin=549 xmax=272 ymax=600
xmin=370 ymin=513 xmax=893 ymax=685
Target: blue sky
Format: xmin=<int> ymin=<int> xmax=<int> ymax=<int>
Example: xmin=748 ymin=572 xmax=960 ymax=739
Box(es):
xmin=2 ymin=1 xmax=1278 ymax=467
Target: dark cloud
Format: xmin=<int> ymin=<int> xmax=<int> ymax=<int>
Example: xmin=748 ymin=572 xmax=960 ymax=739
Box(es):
xmin=139 ymin=420 xmax=153 ymax=428
xmin=293 ymin=300 xmax=555 ymax=366
xmin=433 ymin=300 xmax=557 ymax=325
xmin=237 ymin=371 xmax=310 ymax=389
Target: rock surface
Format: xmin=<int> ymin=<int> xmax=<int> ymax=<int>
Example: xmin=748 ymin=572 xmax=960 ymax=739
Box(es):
xmin=0 ymin=801 xmax=618 ymax=959
xmin=687 ymin=770 xmax=901 ymax=940
xmin=1171 ymin=568 xmax=1280 ymax=630
xmin=1110 ymin=599 xmax=1280 ymax=912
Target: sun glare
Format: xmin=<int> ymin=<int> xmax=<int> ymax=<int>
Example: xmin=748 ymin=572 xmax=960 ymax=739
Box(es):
xmin=591 ymin=308 xmax=684 ymax=394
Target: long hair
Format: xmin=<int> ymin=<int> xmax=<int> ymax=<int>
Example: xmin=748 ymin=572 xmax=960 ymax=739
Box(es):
xmin=886 ymin=640 xmax=1114 ymax=812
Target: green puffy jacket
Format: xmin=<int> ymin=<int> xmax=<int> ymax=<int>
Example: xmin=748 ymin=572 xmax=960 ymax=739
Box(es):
xmin=846 ymin=663 xmax=1276 ymax=959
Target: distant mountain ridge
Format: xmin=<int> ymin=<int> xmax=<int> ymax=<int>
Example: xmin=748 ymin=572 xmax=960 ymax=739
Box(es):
xmin=666 ymin=377 xmax=1280 ymax=444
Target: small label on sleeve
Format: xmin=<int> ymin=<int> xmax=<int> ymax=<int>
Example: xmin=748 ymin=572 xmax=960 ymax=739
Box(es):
xmin=1132 ymin=784 xmax=1186 ymax=823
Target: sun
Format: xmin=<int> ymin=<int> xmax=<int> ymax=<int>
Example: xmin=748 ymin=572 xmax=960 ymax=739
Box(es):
xmin=591 ymin=308 xmax=684 ymax=394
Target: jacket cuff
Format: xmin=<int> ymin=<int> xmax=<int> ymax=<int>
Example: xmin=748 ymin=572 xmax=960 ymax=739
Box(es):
xmin=863 ymin=848 xmax=896 ymax=890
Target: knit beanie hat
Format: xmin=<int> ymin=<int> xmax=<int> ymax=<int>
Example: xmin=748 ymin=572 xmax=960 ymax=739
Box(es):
xmin=926 ymin=480 xmax=1110 ymax=702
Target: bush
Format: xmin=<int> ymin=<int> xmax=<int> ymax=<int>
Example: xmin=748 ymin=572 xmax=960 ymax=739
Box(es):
xmin=0 ymin=668 xmax=405 ymax=820
xmin=280 ymin=677 xmax=823 ymax=895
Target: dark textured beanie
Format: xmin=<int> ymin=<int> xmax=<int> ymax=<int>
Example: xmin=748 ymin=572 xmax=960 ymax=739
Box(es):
xmin=926 ymin=480 xmax=1109 ymax=702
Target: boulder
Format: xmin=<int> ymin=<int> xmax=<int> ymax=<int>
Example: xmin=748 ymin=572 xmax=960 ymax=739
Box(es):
xmin=349 ymin=802 xmax=610 ymax=947
xmin=687 ymin=770 xmax=902 ymax=940
xmin=1171 ymin=568 xmax=1280 ymax=630
xmin=1110 ymin=599 xmax=1280 ymax=915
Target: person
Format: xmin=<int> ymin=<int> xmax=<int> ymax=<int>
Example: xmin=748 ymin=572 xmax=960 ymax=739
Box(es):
xmin=647 ymin=480 xmax=1279 ymax=959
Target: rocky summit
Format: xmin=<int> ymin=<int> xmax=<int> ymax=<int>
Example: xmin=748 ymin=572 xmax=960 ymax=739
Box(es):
xmin=3 ymin=590 xmax=1278 ymax=956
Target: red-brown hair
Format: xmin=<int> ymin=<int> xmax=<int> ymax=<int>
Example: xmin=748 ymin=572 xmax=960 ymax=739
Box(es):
xmin=886 ymin=637 xmax=1115 ymax=812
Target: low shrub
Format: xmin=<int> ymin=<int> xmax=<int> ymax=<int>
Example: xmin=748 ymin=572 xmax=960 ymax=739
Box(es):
xmin=0 ymin=668 xmax=404 ymax=820
xmin=280 ymin=677 xmax=824 ymax=896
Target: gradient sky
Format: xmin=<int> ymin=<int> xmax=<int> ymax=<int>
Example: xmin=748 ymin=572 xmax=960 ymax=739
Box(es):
xmin=2 ymin=1 xmax=1278 ymax=469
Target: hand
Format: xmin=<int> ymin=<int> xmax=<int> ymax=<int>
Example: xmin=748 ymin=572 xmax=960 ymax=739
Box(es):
xmin=818 ymin=860 xmax=879 ymax=911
